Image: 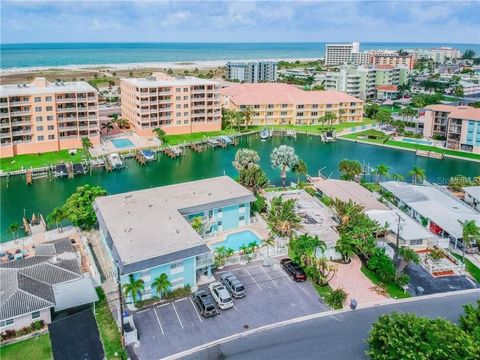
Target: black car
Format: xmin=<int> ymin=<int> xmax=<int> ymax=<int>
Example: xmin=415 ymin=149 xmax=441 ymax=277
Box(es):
xmin=280 ymin=258 xmax=307 ymax=282
xmin=192 ymin=289 xmax=219 ymax=318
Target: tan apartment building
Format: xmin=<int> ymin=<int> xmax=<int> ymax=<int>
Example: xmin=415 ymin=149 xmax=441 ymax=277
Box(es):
xmin=0 ymin=77 xmax=99 ymax=158
xmin=423 ymin=105 xmax=480 ymax=153
xmin=222 ymin=83 xmax=363 ymax=126
xmin=120 ymin=73 xmax=222 ymax=136
xmin=369 ymin=53 xmax=415 ymax=70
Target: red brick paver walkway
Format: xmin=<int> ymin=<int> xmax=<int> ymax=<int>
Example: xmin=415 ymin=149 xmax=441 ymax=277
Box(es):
xmin=329 ymin=256 xmax=388 ymax=308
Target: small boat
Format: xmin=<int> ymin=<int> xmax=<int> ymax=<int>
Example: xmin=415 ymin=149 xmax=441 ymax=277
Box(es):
xmin=260 ymin=129 xmax=270 ymax=140
xmin=321 ymin=131 xmax=336 ymax=143
xmin=140 ymin=149 xmax=156 ymax=161
xmin=73 ymin=163 xmax=86 ymax=175
xmin=217 ymin=135 xmax=233 ymax=147
xmin=207 ymin=138 xmax=220 ymax=147
xmin=90 ymin=158 xmax=105 ymax=168
xmin=106 ymin=153 xmax=124 ymax=169
xmin=54 ymin=164 xmax=68 ymax=177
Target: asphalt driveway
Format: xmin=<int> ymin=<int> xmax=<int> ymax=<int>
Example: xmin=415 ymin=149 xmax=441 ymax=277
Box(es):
xmin=130 ymin=260 xmax=327 ymax=359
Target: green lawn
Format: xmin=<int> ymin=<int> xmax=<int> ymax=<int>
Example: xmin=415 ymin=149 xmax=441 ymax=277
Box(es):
xmin=342 ymin=130 xmax=480 ymax=161
xmin=0 ymin=149 xmax=86 ymax=172
xmin=94 ymin=288 xmax=127 ymax=360
xmin=360 ymin=265 xmax=410 ymax=299
xmin=451 ymin=253 xmax=480 ymax=283
xmin=0 ymin=333 xmax=52 ymax=360
xmin=380 ymin=105 xmax=403 ymax=113
xmin=164 ymin=129 xmax=249 ymax=146
xmin=253 ymin=119 xmax=376 ymax=135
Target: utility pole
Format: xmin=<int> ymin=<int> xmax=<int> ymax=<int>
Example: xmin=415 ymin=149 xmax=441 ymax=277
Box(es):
xmin=116 ymin=262 xmax=125 ymax=347
xmin=394 ymin=212 xmax=405 ymax=282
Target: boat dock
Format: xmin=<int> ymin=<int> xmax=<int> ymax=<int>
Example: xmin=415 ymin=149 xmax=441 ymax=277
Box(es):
xmin=416 ymin=150 xmax=445 ymax=159
xmin=164 ymin=146 xmax=183 ymax=159
xmin=190 ymin=143 xmax=206 ymax=153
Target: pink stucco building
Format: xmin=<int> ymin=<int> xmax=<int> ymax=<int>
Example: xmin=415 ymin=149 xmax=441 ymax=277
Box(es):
xmin=120 ymin=73 xmax=222 ymax=136
xmin=0 ymin=77 xmax=100 ymax=158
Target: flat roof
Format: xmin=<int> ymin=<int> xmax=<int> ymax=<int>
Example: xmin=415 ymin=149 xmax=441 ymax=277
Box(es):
xmin=94 ymin=176 xmax=255 ymax=273
xmin=380 ymin=181 xmax=480 ymax=239
xmin=366 ymin=209 xmax=433 ymax=241
xmin=121 ymin=76 xmax=219 ymax=88
xmin=1 ymin=81 xmax=96 ymax=96
xmin=464 ymin=186 xmax=480 ymax=201
xmin=311 ymin=178 xmax=389 ymax=211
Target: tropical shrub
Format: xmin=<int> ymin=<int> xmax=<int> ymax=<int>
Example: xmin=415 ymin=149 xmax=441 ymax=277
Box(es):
xmin=325 ymin=288 xmax=348 ymax=309
xmin=239 ymin=166 xmax=269 ymax=194
xmin=367 ymin=312 xmax=480 ymax=360
xmin=163 ymin=285 xmax=192 ymax=301
xmin=62 ymin=185 xmax=107 ymax=230
xmin=367 ymin=249 xmax=395 ymax=283
xmin=459 ymin=300 xmax=480 ymax=342
xmin=267 ymin=196 xmax=301 ymax=237
xmin=251 ymin=194 xmax=267 ymax=214
xmin=338 ymin=159 xmax=362 ymax=180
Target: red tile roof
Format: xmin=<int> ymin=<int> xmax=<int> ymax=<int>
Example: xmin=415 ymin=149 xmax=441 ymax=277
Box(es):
xmin=376 ymin=85 xmax=398 ymax=91
xmin=222 ymin=83 xmax=363 ymax=106
xmin=425 ymin=105 xmax=480 ymax=121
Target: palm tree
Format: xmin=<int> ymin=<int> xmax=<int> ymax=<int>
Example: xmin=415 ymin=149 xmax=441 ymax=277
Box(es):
xmin=408 ymin=165 xmax=426 ymax=185
xmin=267 ymin=196 xmax=302 ymax=237
xmin=330 ymin=198 xmax=364 ymax=226
xmin=271 ymin=145 xmax=299 ymax=189
xmin=458 ymin=220 xmax=480 ymax=263
xmin=190 ymin=217 xmax=203 ymax=234
xmin=375 ymin=164 xmax=389 ymax=182
xmin=292 ymin=159 xmax=308 ymax=183
xmin=222 ymin=108 xmax=235 ymax=131
xmin=101 ymin=121 xmax=114 ymax=137
xmin=241 ymin=106 xmax=254 ymax=129
xmin=152 ymin=127 xmax=166 ymax=144
xmin=322 ymin=112 xmax=337 ymax=130
xmin=81 ymin=137 xmax=93 ymax=153
xmin=238 ymin=166 xmax=269 ymax=194
xmin=122 ymin=274 xmax=145 ymax=305
xmin=391 ymin=173 xmax=405 ymax=182
xmin=7 ymin=222 xmax=20 ymax=240
xmin=47 ymin=207 xmax=67 ymax=232
xmin=152 ymin=273 xmax=171 ymax=299
xmin=262 ymin=233 xmax=276 ymax=258
xmin=397 ymin=246 xmax=420 ymax=275
xmin=335 ymin=236 xmax=355 ymax=263
xmin=453 ymin=84 xmax=464 ymax=105
xmin=233 ymin=148 xmax=260 ymax=171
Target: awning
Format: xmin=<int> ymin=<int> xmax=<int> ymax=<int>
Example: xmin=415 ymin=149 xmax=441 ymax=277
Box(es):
xmin=53 ymin=276 xmax=99 ymax=311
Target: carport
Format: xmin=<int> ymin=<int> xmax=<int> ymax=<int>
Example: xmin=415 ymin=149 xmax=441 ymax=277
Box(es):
xmin=49 ymin=308 xmax=104 ymax=360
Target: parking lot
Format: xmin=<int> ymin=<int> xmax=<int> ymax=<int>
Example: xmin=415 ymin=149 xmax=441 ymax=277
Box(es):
xmin=130 ymin=260 xmax=328 ymax=359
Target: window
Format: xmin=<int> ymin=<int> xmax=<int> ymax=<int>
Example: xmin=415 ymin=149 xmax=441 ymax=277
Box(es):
xmin=170 ymin=277 xmax=184 ymax=289
xmin=176 ymin=96 xmax=181 ymax=101
xmin=34 ymin=97 xmax=41 ymax=102
xmin=47 ymin=116 xmax=53 ymax=121
xmin=141 ymin=270 xmax=151 ymax=282
xmin=171 ymin=261 xmax=184 ymax=274
xmin=48 ymin=135 xmax=55 ymax=140
xmin=32 ymin=311 xmax=40 ymax=319
xmin=183 ymin=96 xmax=189 ymax=100
xmin=176 ymin=104 xmax=181 ymax=109
xmin=183 ymin=88 xmax=188 ymax=92
xmin=36 ymin=116 xmax=43 ymax=121
xmin=36 ymin=126 xmax=44 ymax=131
xmin=239 ymin=215 xmax=245 ymax=221
xmin=176 ymin=88 xmax=181 ymax=92
xmin=183 ymin=104 xmax=189 ymax=108
xmin=45 ymin=96 xmax=52 ymax=102
xmin=0 ymin=319 xmax=14 ymax=327
xmin=217 ymin=220 xmax=222 ymax=226
xmin=410 ymin=239 xmax=423 ymax=246
xmin=35 ymin=106 xmax=42 ymax=112
xmin=46 ymin=106 xmax=53 ymax=111
xmin=47 ymin=125 xmax=54 ymax=130
xmin=183 ymin=112 xmax=189 ymax=116
xmin=239 ymin=204 xmax=245 ymax=209
xmin=176 ymin=112 xmax=181 ymax=117
xmin=254 ymin=105 xmax=260 ymax=109
xmin=176 ymin=120 xmax=181 ymax=125
xmin=37 ymin=135 xmax=44 ymax=141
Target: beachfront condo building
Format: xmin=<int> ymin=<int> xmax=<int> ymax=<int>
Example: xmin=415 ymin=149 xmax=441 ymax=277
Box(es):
xmin=368 ymin=52 xmax=415 ymax=70
xmin=226 ymin=61 xmax=278 ymax=83
xmin=0 ymin=77 xmax=99 ymax=158
xmin=325 ymin=64 xmax=409 ymax=100
xmin=423 ymin=105 xmax=480 ymax=153
xmin=120 ymin=73 xmax=222 ymax=136
xmin=222 ymin=83 xmax=363 ymax=126
xmin=325 ymin=42 xmax=360 ymax=66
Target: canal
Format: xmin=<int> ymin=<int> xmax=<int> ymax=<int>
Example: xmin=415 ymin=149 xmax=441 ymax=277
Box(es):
xmin=1 ymin=134 xmax=478 ymax=241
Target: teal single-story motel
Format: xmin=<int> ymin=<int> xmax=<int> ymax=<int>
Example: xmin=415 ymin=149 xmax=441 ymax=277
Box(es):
xmin=94 ymin=176 xmax=255 ymax=303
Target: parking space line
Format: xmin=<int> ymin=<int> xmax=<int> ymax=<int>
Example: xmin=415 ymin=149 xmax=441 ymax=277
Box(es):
xmin=136 ymin=308 xmax=150 ymax=314
xmin=260 ymin=266 xmax=278 ymax=288
xmin=175 ymin=297 xmax=188 ymax=303
xmin=172 ymin=302 xmax=184 ymax=329
xmin=244 ymin=266 xmax=262 ymax=290
xmin=158 ymin=302 xmax=170 ymax=308
xmin=153 ymin=307 xmax=165 ymax=335
xmin=189 ymin=297 xmax=203 ymax=323
xmin=232 ymin=303 xmax=238 ymax=312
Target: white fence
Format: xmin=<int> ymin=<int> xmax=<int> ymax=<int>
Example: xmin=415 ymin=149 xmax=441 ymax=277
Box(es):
xmin=224 ymin=246 xmax=288 ymax=266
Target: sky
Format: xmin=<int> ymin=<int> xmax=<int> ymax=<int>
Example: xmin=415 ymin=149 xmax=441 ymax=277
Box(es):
xmin=1 ymin=0 xmax=479 ymax=44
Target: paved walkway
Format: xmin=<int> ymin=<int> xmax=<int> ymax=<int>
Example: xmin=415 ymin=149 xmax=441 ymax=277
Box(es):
xmin=328 ymin=256 xmax=387 ymax=307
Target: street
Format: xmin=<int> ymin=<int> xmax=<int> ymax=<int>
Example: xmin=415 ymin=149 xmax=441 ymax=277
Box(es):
xmin=179 ymin=290 xmax=480 ymax=360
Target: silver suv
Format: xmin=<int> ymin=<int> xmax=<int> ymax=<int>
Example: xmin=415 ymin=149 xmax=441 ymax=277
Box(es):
xmin=220 ymin=272 xmax=246 ymax=298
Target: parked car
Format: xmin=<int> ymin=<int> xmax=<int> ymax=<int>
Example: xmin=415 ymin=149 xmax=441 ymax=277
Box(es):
xmin=280 ymin=258 xmax=307 ymax=282
xmin=209 ymin=282 xmax=234 ymax=309
xmin=220 ymin=272 xmax=246 ymax=298
xmin=192 ymin=289 xmax=219 ymax=318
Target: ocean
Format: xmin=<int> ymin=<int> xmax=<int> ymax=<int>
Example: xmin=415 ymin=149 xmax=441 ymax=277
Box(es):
xmin=1 ymin=42 xmax=479 ymax=69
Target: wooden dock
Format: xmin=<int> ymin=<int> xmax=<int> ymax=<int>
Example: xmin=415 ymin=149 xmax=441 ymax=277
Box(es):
xmin=416 ymin=150 xmax=445 ymax=159
xmin=25 ymin=170 xmax=32 ymax=185
xmin=135 ymin=151 xmax=147 ymax=165
xmin=190 ymin=143 xmax=206 ymax=153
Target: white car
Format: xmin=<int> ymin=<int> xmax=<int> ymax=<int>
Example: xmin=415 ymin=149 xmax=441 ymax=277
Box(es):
xmin=208 ymin=282 xmax=234 ymax=310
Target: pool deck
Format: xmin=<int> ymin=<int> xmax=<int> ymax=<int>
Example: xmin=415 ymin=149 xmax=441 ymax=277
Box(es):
xmin=89 ymin=132 xmax=161 ymax=158
xmin=206 ymin=222 xmax=269 ymax=248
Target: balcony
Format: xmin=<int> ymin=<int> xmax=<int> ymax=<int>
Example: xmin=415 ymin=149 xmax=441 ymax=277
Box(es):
xmin=57 ymin=107 xmax=77 ymax=113
xmin=11 ymin=129 xmax=33 ymax=136
xmin=0 ymin=133 xmax=11 ymax=139
xmin=10 ymin=110 xmax=31 ymax=116
xmin=9 ymin=100 xmax=30 ymax=106
xmin=56 ymin=98 xmax=77 ymax=103
xmin=10 ymin=120 xmax=32 ymax=127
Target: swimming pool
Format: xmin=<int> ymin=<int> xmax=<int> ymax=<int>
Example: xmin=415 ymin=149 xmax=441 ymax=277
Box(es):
xmin=211 ymin=230 xmax=262 ymax=252
xmin=401 ymin=138 xmax=433 ymax=146
xmin=111 ymin=138 xmax=135 ymax=149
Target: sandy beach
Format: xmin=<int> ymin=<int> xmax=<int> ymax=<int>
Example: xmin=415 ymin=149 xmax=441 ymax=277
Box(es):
xmin=0 ymin=57 xmax=320 ymax=75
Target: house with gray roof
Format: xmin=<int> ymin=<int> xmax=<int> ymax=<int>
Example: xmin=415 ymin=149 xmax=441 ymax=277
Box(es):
xmin=0 ymin=238 xmax=98 ymax=332
xmin=94 ymin=176 xmax=255 ymax=303
xmin=464 ymin=186 xmax=480 ymax=212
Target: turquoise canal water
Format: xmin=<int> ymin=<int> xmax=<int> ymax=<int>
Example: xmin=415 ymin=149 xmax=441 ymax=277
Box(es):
xmin=1 ymin=135 xmax=478 ymax=241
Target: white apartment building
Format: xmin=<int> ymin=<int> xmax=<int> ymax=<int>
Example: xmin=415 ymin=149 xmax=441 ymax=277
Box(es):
xmin=325 ymin=42 xmax=359 ymax=66
xmin=0 ymin=77 xmax=100 ymax=158
xmin=120 ymin=73 xmax=222 ymax=136
xmin=226 ymin=61 xmax=278 ymax=83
